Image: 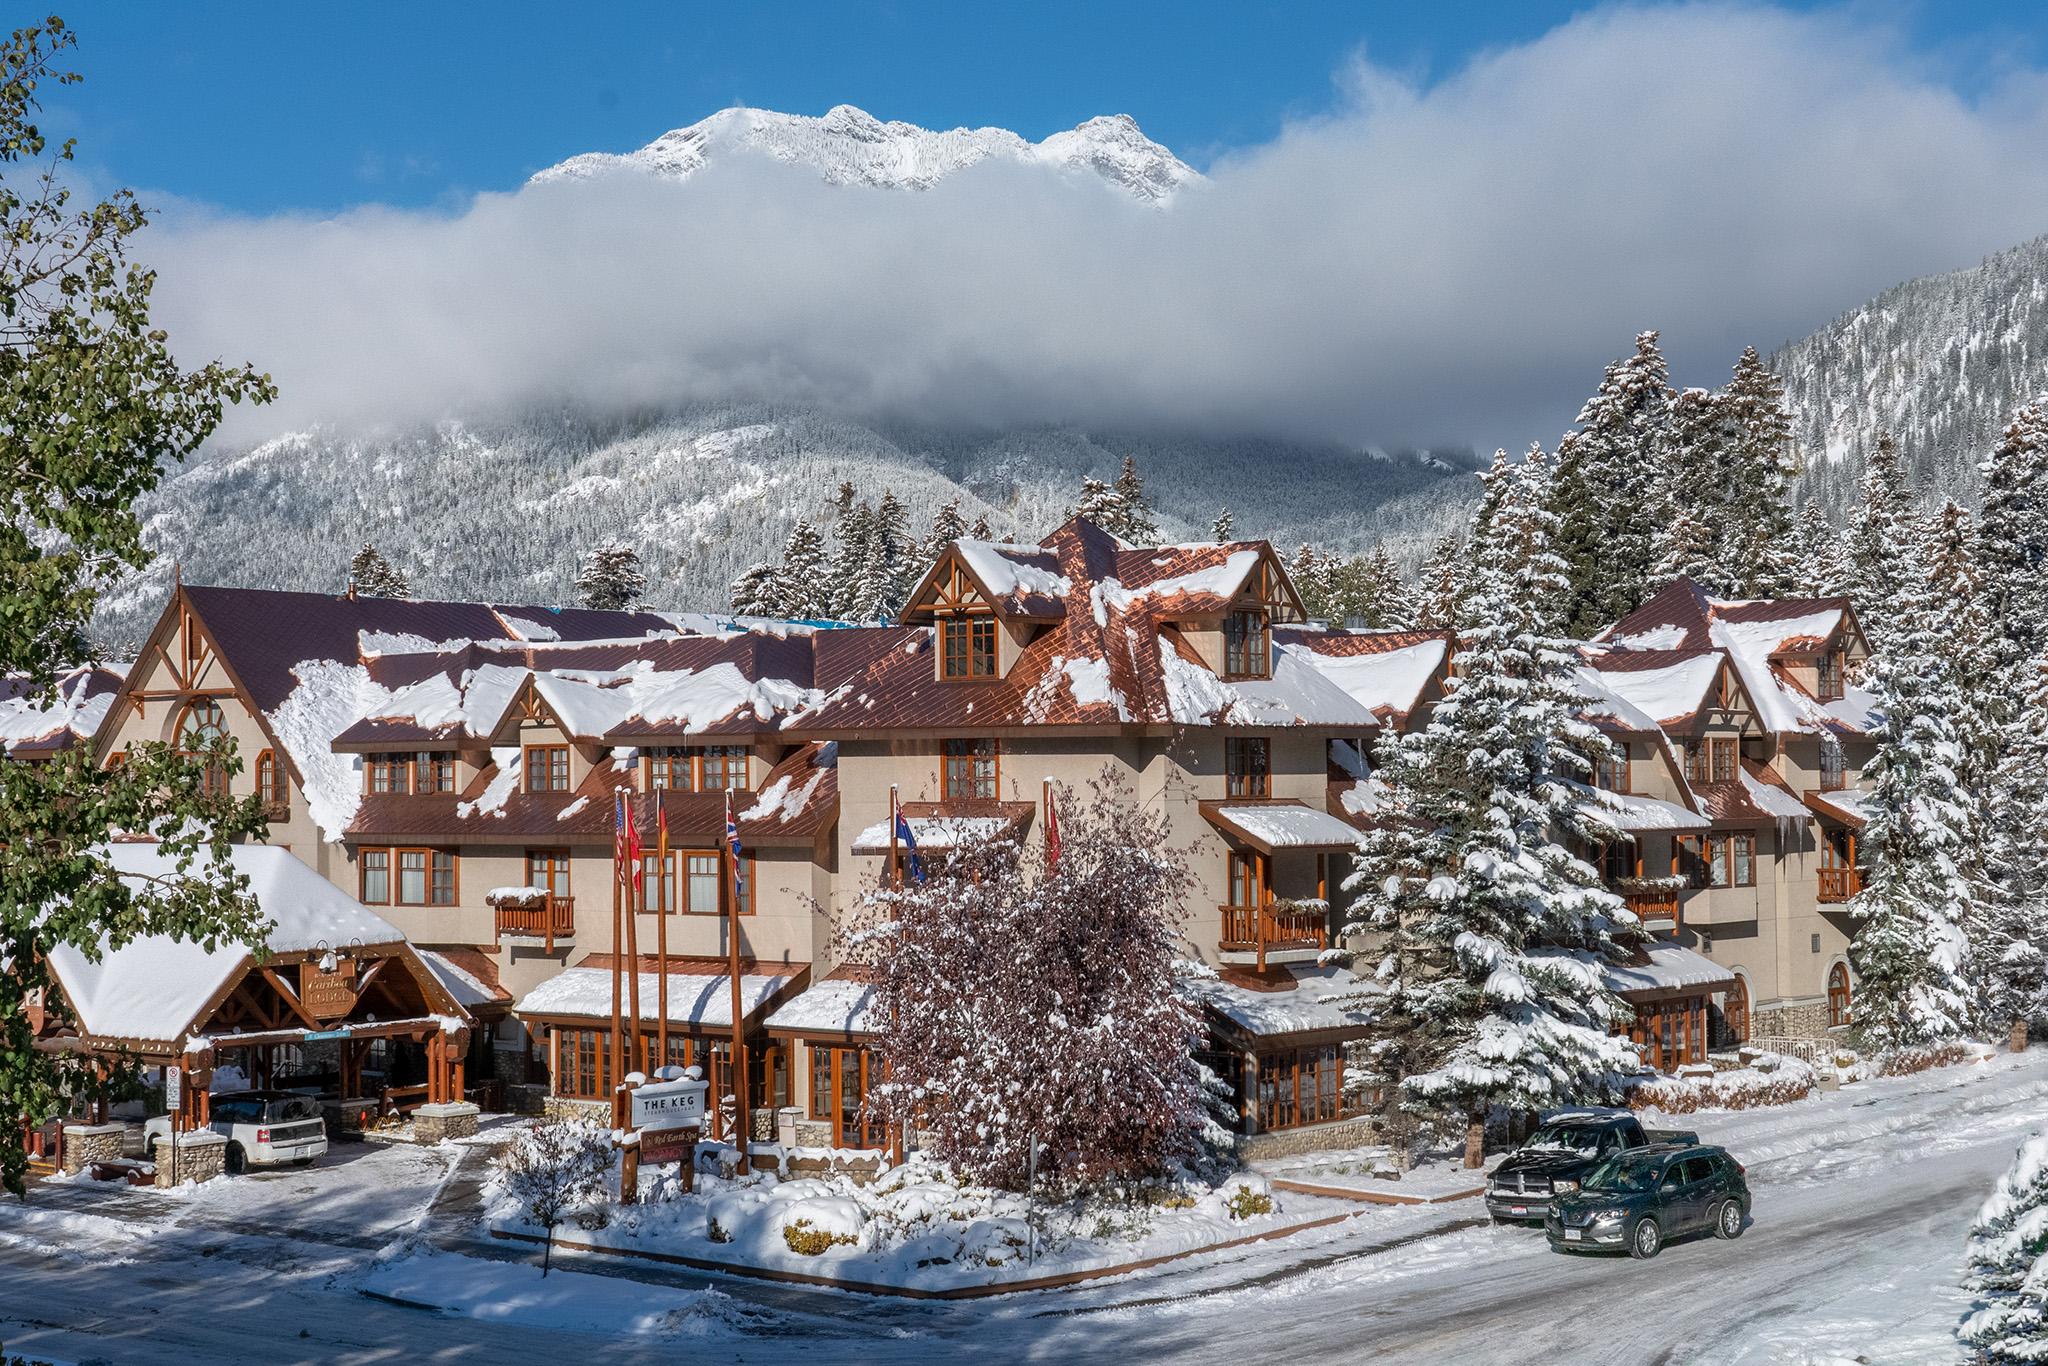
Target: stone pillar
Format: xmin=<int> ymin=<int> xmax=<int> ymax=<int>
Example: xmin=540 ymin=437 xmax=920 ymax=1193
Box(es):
xmin=413 ymin=1101 xmax=480 ymax=1144
xmin=59 ymin=1122 xmax=126 ymax=1175
xmin=154 ymin=1130 xmax=228 ymax=1187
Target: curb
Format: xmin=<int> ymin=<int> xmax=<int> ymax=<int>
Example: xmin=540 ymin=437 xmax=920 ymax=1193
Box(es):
xmin=1267 ymin=1178 xmax=1485 ymax=1206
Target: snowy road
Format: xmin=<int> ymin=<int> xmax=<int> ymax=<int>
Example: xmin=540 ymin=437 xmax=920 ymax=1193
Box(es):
xmin=2 ymin=1052 xmax=2043 ymax=1365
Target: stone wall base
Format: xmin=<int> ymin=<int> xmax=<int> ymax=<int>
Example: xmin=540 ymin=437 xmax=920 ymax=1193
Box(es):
xmin=414 ymin=1101 xmax=481 ymax=1143
xmin=1753 ymin=1001 xmax=1832 ymax=1041
xmin=155 ymin=1131 xmax=228 ymax=1187
xmin=543 ymin=1096 xmax=611 ymax=1123
xmin=506 ymin=1083 xmax=549 ymax=1115
xmin=60 ymin=1123 xmax=125 ymax=1175
xmin=1236 ymin=1115 xmax=1378 ymax=1162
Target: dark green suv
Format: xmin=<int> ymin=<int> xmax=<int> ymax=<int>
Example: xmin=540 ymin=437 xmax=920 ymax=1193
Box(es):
xmin=1545 ymin=1144 xmax=1749 ymax=1259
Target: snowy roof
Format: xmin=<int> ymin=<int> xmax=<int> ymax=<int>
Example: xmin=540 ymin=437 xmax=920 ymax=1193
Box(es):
xmin=765 ymin=977 xmax=878 ymax=1037
xmin=0 ymin=667 xmax=122 ymax=758
xmin=1580 ymin=652 xmax=1722 ymax=726
xmin=850 ymin=811 xmax=1029 ymax=854
xmin=950 ymin=540 xmax=1070 ymax=617
xmin=1194 ymin=964 xmax=1377 ymax=1038
xmin=1571 ymin=666 xmax=1670 ymax=734
xmin=418 ymin=949 xmax=507 ymax=1012
xmin=1204 ymin=802 xmax=1365 ymax=852
xmin=45 ymin=843 xmax=410 ymax=1046
xmin=1601 ymin=943 xmax=1736 ymax=999
xmin=1805 ymin=786 xmax=1875 ymax=830
xmin=1281 ymin=635 xmax=1449 ymax=722
xmin=515 ymin=966 xmax=794 ymax=1027
xmin=1569 ymin=784 xmax=1710 ymax=835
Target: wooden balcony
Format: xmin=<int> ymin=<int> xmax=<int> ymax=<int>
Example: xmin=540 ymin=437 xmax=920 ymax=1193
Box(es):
xmin=1817 ymin=868 xmax=1863 ymax=904
xmin=1220 ymin=901 xmax=1329 ymax=959
xmin=494 ymin=895 xmax=576 ymax=952
xmin=1621 ymin=888 xmax=1681 ymax=928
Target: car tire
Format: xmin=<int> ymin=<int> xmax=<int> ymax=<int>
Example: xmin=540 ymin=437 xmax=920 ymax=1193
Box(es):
xmin=1714 ymin=1200 xmax=1745 ymax=1239
xmin=1629 ymin=1217 xmax=1662 ymax=1260
xmin=225 ymin=1143 xmax=246 ymax=1175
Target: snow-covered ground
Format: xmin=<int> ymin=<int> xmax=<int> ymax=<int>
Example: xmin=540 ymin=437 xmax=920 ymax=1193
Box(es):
xmin=2 ymin=1051 xmax=2043 ymax=1364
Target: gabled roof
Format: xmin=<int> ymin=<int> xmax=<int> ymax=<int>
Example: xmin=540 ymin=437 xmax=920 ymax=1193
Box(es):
xmin=1 ymin=666 xmax=124 ymax=760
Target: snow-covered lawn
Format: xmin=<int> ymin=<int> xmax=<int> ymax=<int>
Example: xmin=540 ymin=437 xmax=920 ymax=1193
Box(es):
xmin=489 ymin=1152 xmax=1357 ymax=1292
xmin=361 ymin=1246 xmax=771 ymax=1338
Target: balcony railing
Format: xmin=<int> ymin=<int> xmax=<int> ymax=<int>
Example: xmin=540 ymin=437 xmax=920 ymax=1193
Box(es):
xmin=1817 ymin=868 xmax=1863 ymax=904
xmin=1621 ymin=888 xmax=1681 ymax=928
xmin=1220 ymin=901 xmax=1329 ymax=958
xmin=494 ymin=895 xmax=576 ymax=952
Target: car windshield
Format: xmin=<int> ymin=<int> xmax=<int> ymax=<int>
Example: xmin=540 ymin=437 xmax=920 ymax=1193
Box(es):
xmin=1583 ymin=1154 xmax=1663 ymax=1193
xmin=1525 ymin=1124 xmax=1605 ymax=1153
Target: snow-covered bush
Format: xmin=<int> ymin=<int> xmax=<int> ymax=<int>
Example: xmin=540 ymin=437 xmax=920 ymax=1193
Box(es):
xmin=491 ymin=1118 xmax=614 ymax=1275
xmin=1222 ymin=1175 xmax=1275 ymax=1221
xmin=839 ymin=769 xmax=1205 ymax=1194
xmin=1877 ymin=1039 xmax=1981 ymax=1077
xmin=783 ymin=1217 xmax=858 ymax=1255
xmin=1959 ymin=1135 xmax=2048 ymax=1361
xmin=1625 ymin=1054 xmax=1816 ymax=1112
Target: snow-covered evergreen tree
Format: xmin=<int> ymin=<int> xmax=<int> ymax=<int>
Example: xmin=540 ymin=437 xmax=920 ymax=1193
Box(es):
xmin=1074 ymin=475 xmax=1119 ymax=528
xmin=1352 ymin=544 xmax=1414 ymax=630
xmin=1109 ymin=455 xmax=1158 ymax=544
xmin=1959 ymin=1135 xmax=2048 ymax=1361
xmin=923 ymin=497 xmax=967 ymax=562
xmin=1977 ymin=648 xmax=2048 ymax=1039
xmin=1796 ymin=503 xmax=1847 ymax=597
xmin=1842 ymin=433 xmax=1914 ymax=651
xmin=728 ymin=560 xmax=782 ymax=616
xmin=827 ymin=498 xmax=875 ymax=618
xmin=1653 ymin=498 xmax=1721 ymax=591
xmin=1348 ymin=449 xmax=1639 ymax=1163
xmin=1846 ymin=528 xmax=1977 ymax=1047
xmin=874 ymin=487 xmax=913 ymax=607
xmin=1976 ymin=397 xmax=2048 ymax=679
xmin=1211 ymin=507 xmax=1234 ymax=541
xmin=774 ymin=517 xmax=831 ymax=619
xmin=1654 ymin=386 xmax=1737 ymax=596
xmin=1548 ymin=332 xmax=1673 ymax=637
xmin=347 ymin=542 xmax=410 ymax=599
xmin=1719 ymin=345 xmax=1802 ymax=596
xmin=574 ymin=537 xmax=646 ymax=611
xmin=1415 ymin=534 xmax=1467 ymax=632
xmin=968 ymin=513 xmax=993 ymax=540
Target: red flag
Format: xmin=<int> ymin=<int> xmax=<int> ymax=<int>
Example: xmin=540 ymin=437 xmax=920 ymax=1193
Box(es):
xmin=626 ymin=794 xmax=644 ymax=892
xmin=613 ymin=791 xmax=627 ymax=883
xmin=1044 ymin=787 xmax=1061 ymax=873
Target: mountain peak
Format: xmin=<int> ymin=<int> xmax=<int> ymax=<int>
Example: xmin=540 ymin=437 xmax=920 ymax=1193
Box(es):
xmin=529 ymin=105 xmax=1198 ymax=202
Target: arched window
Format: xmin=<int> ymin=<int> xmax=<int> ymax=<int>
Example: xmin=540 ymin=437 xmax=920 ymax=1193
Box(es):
xmin=176 ymin=699 xmax=230 ymax=797
xmin=1827 ymin=963 xmax=1851 ymax=1028
xmin=255 ymin=749 xmax=288 ymax=812
xmin=1722 ymin=974 xmax=1750 ymax=1045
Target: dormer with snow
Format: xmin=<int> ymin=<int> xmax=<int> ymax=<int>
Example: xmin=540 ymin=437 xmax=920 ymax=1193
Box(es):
xmin=897 ymin=538 xmax=1068 ymax=682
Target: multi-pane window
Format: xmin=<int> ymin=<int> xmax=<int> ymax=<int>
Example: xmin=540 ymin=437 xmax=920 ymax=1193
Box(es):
xmin=1253 ymin=1045 xmax=1342 ymax=1131
xmin=1819 ymin=743 xmax=1846 ymax=792
xmin=366 ymin=754 xmax=410 ymax=794
xmin=638 ymin=853 xmax=676 ymax=913
xmin=413 ymin=752 xmax=455 ymax=794
xmin=1226 ymin=849 xmax=1266 ymax=907
xmin=1815 ymin=651 xmax=1844 ymax=702
xmin=1224 ymin=610 xmax=1271 ymax=679
xmin=808 ymin=1045 xmax=885 ymax=1149
xmin=525 ymin=849 xmax=572 ymax=899
xmin=648 ymin=851 xmax=752 ymax=915
xmin=1225 ymin=736 xmax=1271 ymax=798
xmin=366 ymin=751 xmax=455 ymax=795
xmin=1827 ymin=963 xmax=1852 ymax=1028
xmin=1677 ymin=833 xmax=1755 ymax=888
xmin=1686 ymin=736 xmax=1739 ymax=785
xmin=941 ymin=738 xmax=999 ymax=801
xmin=358 ymin=847 xmax=456 ymax=905
xmin=646 ymin=746 xmax=749 ymax=791
xmin=1593 ymin=748 xmax=1630 ymax=792
xmin=176 ymin=699 xmax=230 ymax=797
xmin=940 ymin=616 xmax=998 ymax=679
xmin=555 ymin=1028 xmax=609 ymax=1099
xmin=256 ymin=750 xmax=289 ymax=810
xmin=524 ymin=745 xmax=571 ymax=793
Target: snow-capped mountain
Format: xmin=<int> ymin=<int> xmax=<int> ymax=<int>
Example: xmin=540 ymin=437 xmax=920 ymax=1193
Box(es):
xmin=530 ymin=104 xmax=1199 ymax=202
xmin=1771 ymin=230 xmax=2048 ymax=516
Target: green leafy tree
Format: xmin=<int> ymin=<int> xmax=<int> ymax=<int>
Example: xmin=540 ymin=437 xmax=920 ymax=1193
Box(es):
xmin=0 ymin=17 xmax=273 ymax=1195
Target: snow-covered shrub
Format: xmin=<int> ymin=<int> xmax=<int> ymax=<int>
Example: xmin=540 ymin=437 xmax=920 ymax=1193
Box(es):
xmin=839 ymin=769 xmax=1206 ymax=1194
xmin=1877 ymin=1039 xmax=1980 ymax=1077
xmin=490 ymin=1118 xmax=614 ymax=1275
xmin=1625 ymin=1054 xmax=1816 ymax=1112
xmin=783 ymin=1218 xmax=858 ymax=1255
xmin=1959 ymin=1135 xmax=2048 ymax=1360
xmin=1224 ymin=1184 xmax=1275 ymax=1221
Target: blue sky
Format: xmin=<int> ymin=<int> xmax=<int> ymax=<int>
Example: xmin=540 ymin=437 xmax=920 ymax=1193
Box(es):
xmin=55 ymin=0 xmax=2048 ymax=213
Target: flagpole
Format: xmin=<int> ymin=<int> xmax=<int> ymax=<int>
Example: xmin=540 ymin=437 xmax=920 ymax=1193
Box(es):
xmin=610 ymin=792 xmax=623 ymax=1101
xmin=724 ymin=788 xmax=749 ymax=1155
xmin=624 ymin=792 xmax=643 ymax=1078
xmin=889 ymin=784 xmax=901 ymax=890
xmin=655 ymin=795 xmax=669 ymax=1074
xmin=1042 ymin=778 xmax=1053 ymax=875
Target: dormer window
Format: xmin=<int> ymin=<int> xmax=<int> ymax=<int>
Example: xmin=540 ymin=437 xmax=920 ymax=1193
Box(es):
xmin=1816 ymin=650 xmax=1844 ymax=702
xmin=941 ymin=616 xmax=997 ymax=680
xmin=1224 ymin=610 xmax=1270 ymax=679
xmin=1593 ymin=749 xmax=1630 ymax=792
xmin=366 ymin=751 xmax=455 ymax=795
xmin=524 ymin=744 xmax=571 ymax=793
xmin=1685 ymin=736 xmax=1738 ymax=786
xmin=647 ymin=745 xmax=749 ymax=791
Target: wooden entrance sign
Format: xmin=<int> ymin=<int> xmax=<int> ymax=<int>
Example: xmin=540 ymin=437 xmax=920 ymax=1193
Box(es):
xmin=628 ymin=1072 xmax=707 ymax=1195
xmin=299 ymin=959 xmax=358 ymax=1021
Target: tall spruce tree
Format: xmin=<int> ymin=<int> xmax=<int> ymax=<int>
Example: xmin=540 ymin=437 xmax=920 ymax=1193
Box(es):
xmin=1074 ymin=475 xmax=1119 ymax=527
xmin=1414 ymin=534 xmax=1468 ymax=632
xmin=1846 ymin=528 xmax=1977 ymax=1047
xmin=1211 ymin=508 xmax=1235 ymax=541
xmin=1653 ymin=387 xmax=1737 ymax=596
xmin=1842 ymin=433 xmax=1913 ymax=650
xmin=348 ymin=542 xmax=410 ymax=599
xmin=1796 ymin=503 xmax=1847 ymax=597
xmin=1348 ymin=449 xmax=1638 ymax=1165
xmin=1288 ymin=543 xmax=1337 ymax=623
xmin=1548 ymin=332 xmax=1674 ymax=637
xmin=1976 ymin=648 xmax=2048 ymax=1037
xmin=923 ymin=497 xmax=968 ymax=562
xmin=728 ymin=560 xmax=781 ymax=616
xmin=573 ymin=537 xmax=645 ymax=611
xmin=1109 ymin=455 xmax=1158 ymax=543
xmin=1958 ymin=1135 xmax=2048 ymax=1361
xmin=775 ymin=517 xmax=831 ymax=618
xmin=874 ymin=488 xmax=913 ymax=608
xmin=827 ymin=498 xmax=874 ymax=618
xmin=1719 ymin=346 xmax=1802 ymax=595
xmin=1976 ymin=398 xmax=2048 ymax=679
xmin=1353 ymin=544 xmax=1414 ymax=630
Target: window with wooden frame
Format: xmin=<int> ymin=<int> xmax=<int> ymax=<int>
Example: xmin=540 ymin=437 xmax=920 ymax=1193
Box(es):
xmin=1676 ymin=833 xmax=1754 ymax=888
xmin=1253 ymin=1044 xmax=1342 ymax=1131
xmin=638 ymin=852 xmax=676 ymax=913
xmin=553 ymin=1027 xmax=610 ymax=1099
xmin=175 ymin=698 xmax=231 ymax=797
xmin=524 ymin=849 xmax=572 ymax=899
xmin=941 ymin=737 xmax=999 ymax=801
xmin=939 ymin=616 xmax=998 ymax=680
xmin=1224 ymin=609 xmax=1271 ymax=679
xmin=1686 ymin=736 xmax=1739 ymax=785
xmin=1226 ymin=848 xmax=1268 ymax=907
xmin=1815 ymin=650 xmax=1845 ymax=702
xmin=646 ymin=745 xmax=749 ymax=792
xmin=1601 ymin=843 xmax=1636 ymax=885
xmin=412 ymin=752 xmax=456 ymax=794
xmin=808 ymin=1045 xmax=886 ymax=1149
xmin=1592 ymin=747 xmax=1630 ymax=792
xmin=1721 ymin=975 xmax=1750 ymax=1045
xmin=1827 ymin=962 xmax=1851 ymax=1028
xmin=356 ymin=847 xmax=457 ymax=905
xmin=678 ymin=850 xmax=752 ymax=914
xmin=1225 ymin=736 xmax=1271 ymax=799
xmin=1818 ymin=742 xmax=1846 ymax=793
xmin=524 ymin=744 xmax=571 ymax=792
xmin=1625 ymin=997 xmax=1711 ymax=1070
xmin=255 ymin=749 xmax=289 ymax=812
xmin=365 ymin=753 xmax=408 ymax=794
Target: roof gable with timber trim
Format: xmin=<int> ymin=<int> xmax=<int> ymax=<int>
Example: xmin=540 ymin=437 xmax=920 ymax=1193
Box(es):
xmin=898 ymin=540 xmax=1068 ymax=623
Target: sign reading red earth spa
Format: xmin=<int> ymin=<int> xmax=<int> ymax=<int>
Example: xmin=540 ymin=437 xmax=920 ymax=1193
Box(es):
xmin=640 ymin=1128 xmax=696 ymax=1166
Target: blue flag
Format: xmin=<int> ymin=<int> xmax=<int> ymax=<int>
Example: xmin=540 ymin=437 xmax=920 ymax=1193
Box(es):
xmin=895 ymin=810 xmax=926 ymax=884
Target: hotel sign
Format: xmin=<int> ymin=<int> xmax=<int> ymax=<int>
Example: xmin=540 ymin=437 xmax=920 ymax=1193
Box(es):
xmin=630 ymin=1076 xmax=709 ymax=1133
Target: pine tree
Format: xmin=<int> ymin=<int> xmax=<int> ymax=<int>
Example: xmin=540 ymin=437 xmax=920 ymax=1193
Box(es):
xmin=1211 ymin=508 xmax=1235 ymax=541
xmin=1288 ymin=543 xmax=1337 ymax=622
xmin=1719 ymin=346 xmax=1802 ymax=596
xmin=1349 ymin=545 xmax=1414 ymax=630
xmin=728 ymin=560 xmax=782 ymax=616
xmin=1653 ymin=499 xmax=1720 ymax=591
xmin=968 ymin=513 xmax=993 ymax=540
xmin=845 ymin=508 xmax=895 ymax=624
xmin=1654 ymin=387 xmax=1737 ymax=596
xmin=348 ymin=542 xmax=410 ymax=599
xmin=775 ymin=517 xmax=831 ymax=619
xmin=827 ymin=498 xmax=874 ymax=618
xmin=1976 ymin=397 xmax=2048 ymax=680
xmin=1977 ymin=648 xmax=2048 ymax=1039
xmin=1842 ymin=433 xmax=1913 ymax=650
xmin=1548 ymin=332 xmax=1674 ymax=637
xmin=573 ymin=537 xmax=645 ymax=611
xmin=924 ymin=497 xmax=968 ymax=561
xmin=1075 ymin=476 xmax=1119 ymax=528
xmin=1847 ymin=529 xmax=1977 ymax=1048
xmin=1958 ymin=1136 xmax=2048 ymax=1360
xmin=1415 ymin=534 xmax=1468 ymax=632
xmin=1796 ymin=503 xmax=1846 ymax=597
xmin=1348 ymin=450 xmax=1639 ymax=1164
xmin=874 ymin=488 xmax=913 ymax=611
xmin=1110 ymin=455 xmax=1158 ymax=544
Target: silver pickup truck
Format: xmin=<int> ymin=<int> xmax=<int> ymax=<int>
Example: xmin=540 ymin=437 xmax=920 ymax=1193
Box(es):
xmin=146 ymin=1089 xmax=328 ymax=1173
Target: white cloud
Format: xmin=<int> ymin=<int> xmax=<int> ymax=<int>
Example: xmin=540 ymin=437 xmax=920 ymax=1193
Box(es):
xmin=141 ymin=4 xmax=2048 ymax=454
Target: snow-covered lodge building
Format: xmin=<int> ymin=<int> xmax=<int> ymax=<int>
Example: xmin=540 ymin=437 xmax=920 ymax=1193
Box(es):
xmin=62 ymin=517 xmax=1875 ymax=1155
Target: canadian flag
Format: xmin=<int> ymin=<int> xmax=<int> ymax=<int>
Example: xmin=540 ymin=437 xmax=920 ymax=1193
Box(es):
xmin=1044 ymin=784 xmax=1062 ymax=874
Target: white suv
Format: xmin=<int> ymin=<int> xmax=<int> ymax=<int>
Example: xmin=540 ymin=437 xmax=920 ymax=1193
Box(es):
xmin=147 ymin=1090 xmax=328 ymax=1173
